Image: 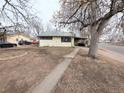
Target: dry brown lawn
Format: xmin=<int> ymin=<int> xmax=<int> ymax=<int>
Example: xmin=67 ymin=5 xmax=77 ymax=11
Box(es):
xmin=0 ymin=47 xmax=73 ymax=93
xmin=54 ymin=48 xmax=124 ymax=93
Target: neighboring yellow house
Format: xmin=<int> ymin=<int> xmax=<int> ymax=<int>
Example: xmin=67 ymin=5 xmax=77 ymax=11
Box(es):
xmin=0 ymin=26 xmax=32 ymax=45
xmin=38 ymin=31 xmax=75 ymax=47
xmin=6 ymin=32 xmax=31 ymax=45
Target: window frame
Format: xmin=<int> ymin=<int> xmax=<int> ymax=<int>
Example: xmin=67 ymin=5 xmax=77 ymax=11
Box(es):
xmin=39 ymin=36 xmax=53 ymax=40
xmin=61 ymin=37 xmax=71 ymax=42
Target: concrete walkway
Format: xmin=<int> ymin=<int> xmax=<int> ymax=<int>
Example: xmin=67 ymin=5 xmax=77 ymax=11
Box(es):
xmin=31 ymin=48 xmax=79 ymax=93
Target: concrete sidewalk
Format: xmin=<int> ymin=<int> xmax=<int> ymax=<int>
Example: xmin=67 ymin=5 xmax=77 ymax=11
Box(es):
xmin=31 ymin=48 xmax=79 ymax=93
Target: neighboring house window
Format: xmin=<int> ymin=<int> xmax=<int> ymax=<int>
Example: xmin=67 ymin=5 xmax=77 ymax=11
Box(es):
xmin=0 ymin=39 xmax=2 ymax=43
xmin=16 ymin=38 xmax=18 ymax=41
xmin=61 ymin=37 xmax=71 ymax=42
xmin=0 ymin=38 xmax=4 ymax=43
xmin=40 ymin=36 xmax=53 ymax=40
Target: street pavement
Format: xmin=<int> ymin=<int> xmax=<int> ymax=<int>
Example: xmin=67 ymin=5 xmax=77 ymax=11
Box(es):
xmin=99 ymin=43 xmax=124 ymax=55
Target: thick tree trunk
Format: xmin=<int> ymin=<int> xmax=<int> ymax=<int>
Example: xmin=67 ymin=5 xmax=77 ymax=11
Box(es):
xmin=88 ymin=25 xmax=100 ymax=58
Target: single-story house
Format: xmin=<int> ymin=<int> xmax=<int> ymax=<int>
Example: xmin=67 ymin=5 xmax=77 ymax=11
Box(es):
xmin=6 ymin=32 xmax=31 ymax=45
xmin=0 ymin=32 xmax=6 ymax=43
xmin=38 ymin=31 xmax=75 ymax=47
xmin=0 ymin=26 xmax=32 ymax=45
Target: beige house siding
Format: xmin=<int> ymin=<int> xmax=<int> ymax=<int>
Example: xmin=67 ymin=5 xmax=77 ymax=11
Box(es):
xmin=39 ymin=37 xmax=74 ymax=47
xmin=7 ymin=35 xmax=31 ymax=44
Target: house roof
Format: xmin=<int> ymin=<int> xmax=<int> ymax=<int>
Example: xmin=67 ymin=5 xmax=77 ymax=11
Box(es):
xmin=38 ymin=31 xmax=89 ymax=39
xmin=38 ymin=31 xmax=74 ymax=37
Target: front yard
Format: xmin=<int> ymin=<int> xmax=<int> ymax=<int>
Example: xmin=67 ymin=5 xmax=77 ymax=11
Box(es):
xmin=1 ymin=47 xmax=124 ymax=93
xmin=0 ymin=47 xmax=73 ymax=93
xmin=54 ymin=48 xmax=124 ymax=93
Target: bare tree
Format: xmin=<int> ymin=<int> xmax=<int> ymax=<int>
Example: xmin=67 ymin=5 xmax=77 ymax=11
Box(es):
xmin=30 ymin=16 xmax=44 ymax=36
xmin=101 ymin=14 xmax=124 ymax=42
xmin=54 ymin=0 xmax=124 ymax=58
xmin=0 ymin=0 xmax=34 ymax=40
xmin=0 ymin=0 xmax=32 ymax=24
xmin=45 ymin=24 xmax=53 ymax=32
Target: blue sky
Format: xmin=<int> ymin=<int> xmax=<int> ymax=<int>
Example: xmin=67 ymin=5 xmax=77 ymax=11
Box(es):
xmin=33 ymin=0 xmax=60 ymax=25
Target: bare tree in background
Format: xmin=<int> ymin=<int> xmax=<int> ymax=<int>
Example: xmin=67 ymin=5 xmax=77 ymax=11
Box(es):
xmin=0 ymin=0 xmax=31 ymax=24
xmin=121 ymin=15 xmax=124 ymax=34
xmin=54 ymin=0 xmax=124 ymax=58
xmin=30 ymin=16 xmax=44 ymax=36
xmin=98 ymin=13 xmax=124 ymax=45
xmin=0 ymin=0 xmax=35 ymax=40
xmin=46 ymin=24 xmax=53 ymax=32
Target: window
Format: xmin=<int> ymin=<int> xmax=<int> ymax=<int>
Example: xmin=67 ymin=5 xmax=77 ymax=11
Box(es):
xmin=0 ymin=38 xmax=5 ymax=43
xmin=16 ymin=38 xmax=18 ymax=41
xmin=40 ymin=36 xmax=53 ymax=40
xmin=61 ymin=37 xmax=71 ymax=42
xmin=0 ymin=38 xmax=3 ymax=43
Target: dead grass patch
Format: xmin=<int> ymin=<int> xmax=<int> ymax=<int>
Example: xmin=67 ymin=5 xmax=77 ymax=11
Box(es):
xmin=0 ymin=47 xmax=73 ymax=93
xmin=54 ymin=49 xmax=124 ymax=93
